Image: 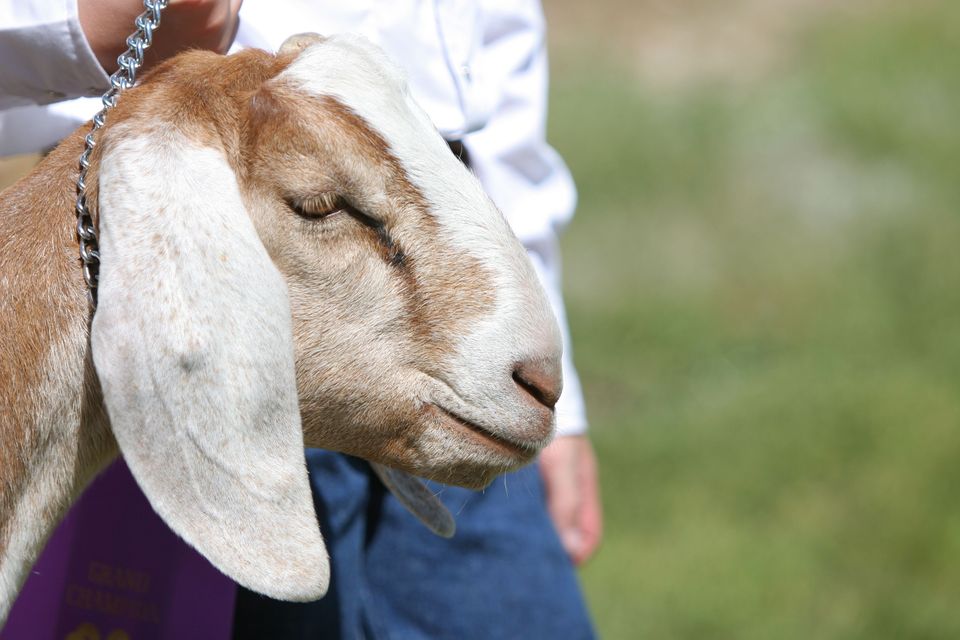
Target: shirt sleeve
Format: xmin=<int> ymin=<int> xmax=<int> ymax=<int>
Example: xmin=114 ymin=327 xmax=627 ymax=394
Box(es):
xmin=464 ymin=0 xmax=588 ymax=436
xmin=0 ymin=0 xmax=110 ymax=110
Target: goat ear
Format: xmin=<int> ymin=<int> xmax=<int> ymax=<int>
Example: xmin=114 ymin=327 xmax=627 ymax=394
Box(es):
xmin=370 ymin=463 xmax=455 ymax=538
xmin=279 ymin=32 xmax=327 ymax=55
xmin=90 ymin=133 xmax=329 ymax=601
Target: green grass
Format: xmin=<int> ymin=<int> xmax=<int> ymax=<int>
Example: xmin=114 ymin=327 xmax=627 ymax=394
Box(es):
xmin=549 ymin=2 xmax=960 ymax=637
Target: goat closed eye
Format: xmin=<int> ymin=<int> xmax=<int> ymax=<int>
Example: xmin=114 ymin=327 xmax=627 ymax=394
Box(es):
xmin=287 ymin=193 xmax=347 ymax=219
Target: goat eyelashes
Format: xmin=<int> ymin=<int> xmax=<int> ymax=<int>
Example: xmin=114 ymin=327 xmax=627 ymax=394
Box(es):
xmin=288 ymin=192 xmax=348 ymax=219
xmin=289 ymin=193 xmax=406 ymax=266
xmin=289 ymin=193 xmax=384 ymax=233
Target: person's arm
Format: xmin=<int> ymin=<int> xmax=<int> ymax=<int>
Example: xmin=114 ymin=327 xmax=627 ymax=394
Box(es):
xmin=79 ymin=0 xmax=241 ymax=73
xmin=0 ymin=0 xmax=240 ymax=110
xmin=465 ymin=0 xmax=602 ymax=565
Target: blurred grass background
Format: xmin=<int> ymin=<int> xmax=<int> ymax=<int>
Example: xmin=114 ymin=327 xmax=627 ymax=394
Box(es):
xmin=543 ymin=0 xmax=960 ymax=637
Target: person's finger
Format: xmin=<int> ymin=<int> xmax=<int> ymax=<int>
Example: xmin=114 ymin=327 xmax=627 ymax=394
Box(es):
xmin=571 ymin=441 xmax=602 ymax=564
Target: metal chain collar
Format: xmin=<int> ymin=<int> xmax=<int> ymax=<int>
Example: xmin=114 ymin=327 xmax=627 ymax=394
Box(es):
xmin=76 ymin=0 xmax=169 ymax=308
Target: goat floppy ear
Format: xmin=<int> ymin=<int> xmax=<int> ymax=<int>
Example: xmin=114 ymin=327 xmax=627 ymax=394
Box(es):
xmin=90 ymin=130 xmax=329 ymax=601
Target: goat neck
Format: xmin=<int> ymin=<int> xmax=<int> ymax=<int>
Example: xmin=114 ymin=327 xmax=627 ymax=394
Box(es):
xmin=0 ymin=132 xmax=116 ymax=622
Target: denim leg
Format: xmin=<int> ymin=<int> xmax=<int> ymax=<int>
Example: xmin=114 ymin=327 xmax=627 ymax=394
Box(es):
xmin=233 ymin=454 xmax=596 ymax=640
xmin=363 ymin=462 xmax=597 ymax=640
xmin=233 ymin=451 xmax=375 ymax=640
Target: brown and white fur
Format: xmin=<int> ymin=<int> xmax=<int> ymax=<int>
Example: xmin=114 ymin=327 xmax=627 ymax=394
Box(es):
xmin=0 ymin=33 xmax=562 ymax=624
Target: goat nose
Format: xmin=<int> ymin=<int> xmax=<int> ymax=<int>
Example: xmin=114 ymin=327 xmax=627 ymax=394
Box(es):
xmin=512 ymin=358 xmax=563 ymax=410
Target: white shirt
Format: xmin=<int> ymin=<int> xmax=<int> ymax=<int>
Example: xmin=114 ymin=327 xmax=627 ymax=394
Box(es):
xmin=0 ymin=0 xmax=588 ymax=435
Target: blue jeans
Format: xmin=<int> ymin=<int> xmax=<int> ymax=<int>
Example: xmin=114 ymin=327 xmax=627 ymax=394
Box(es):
xmin=233 ymin=451 xmax=596 ymax=639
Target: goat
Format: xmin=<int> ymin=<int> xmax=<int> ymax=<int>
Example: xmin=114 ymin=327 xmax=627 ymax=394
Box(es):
xmin=0 ymin=33 xmax=562 ymax=625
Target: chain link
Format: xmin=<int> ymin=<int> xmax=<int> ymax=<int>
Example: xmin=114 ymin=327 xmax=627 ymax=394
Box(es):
xmin=76 ymin=0 xmax=169 ymax=308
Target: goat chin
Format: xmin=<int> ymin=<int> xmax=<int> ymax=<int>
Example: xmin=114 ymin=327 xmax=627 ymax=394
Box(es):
xmin=0 ymin=32 xmax=562 ymax=621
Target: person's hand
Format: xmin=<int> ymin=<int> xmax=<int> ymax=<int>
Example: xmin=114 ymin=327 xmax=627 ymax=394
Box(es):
xmin=539 ymin=434 xmax=603 ymax=565
xmin=78 ymin=0 xmax=242 ymax=74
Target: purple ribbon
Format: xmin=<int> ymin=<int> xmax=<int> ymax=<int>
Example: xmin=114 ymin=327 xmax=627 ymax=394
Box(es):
xmin=2 ymin=461 xmax=236 ymax=639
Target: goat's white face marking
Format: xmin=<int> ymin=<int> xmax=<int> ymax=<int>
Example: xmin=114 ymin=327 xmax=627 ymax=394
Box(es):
xmin=244 ymin=34 xmax=564 ymax=487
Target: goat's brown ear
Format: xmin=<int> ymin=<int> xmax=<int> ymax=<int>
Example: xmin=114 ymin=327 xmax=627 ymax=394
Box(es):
xmin=279 ymin=32 xmax=327 ymax=55
xmin=90 ymin=130 xmax=329 ymax=602
xmin=370 ymin=464 xmax=455 ymax=538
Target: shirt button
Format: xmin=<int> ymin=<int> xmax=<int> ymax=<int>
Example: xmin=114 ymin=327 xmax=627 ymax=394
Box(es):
xmin=461 ymin=65 xmax=472 ymax=82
